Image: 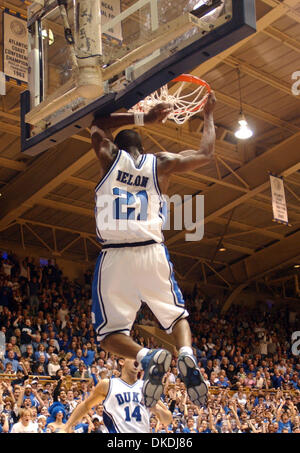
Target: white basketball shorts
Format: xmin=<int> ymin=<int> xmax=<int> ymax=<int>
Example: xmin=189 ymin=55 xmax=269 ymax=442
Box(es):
xmin=91 ymin=242 xmax=189 ymax=341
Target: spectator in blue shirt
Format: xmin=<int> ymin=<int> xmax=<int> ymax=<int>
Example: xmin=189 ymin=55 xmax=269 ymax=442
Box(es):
xmin=34 ymin=344 xmax=48 ymax=364
xmin=182 ymin=417 xmax=198 ymax=433
xmin=3 ymin=350 xmax=22 ymax=372
xmin=4 ymin=343 xmax=18 ymax=360
xmin=198 ymin=420 xmax=211 ymax=433
xmin=272 ymin=371 xmax=284 ymax=389
xmin=82 ymin=343 xmax=95 ymax=367
xmin=277 ymin=414 xmax=293 ymax=433
xmin=216 ymin=375 xmax=230 ymax=388
xmin=276 ymin=398 xmax=297 ymax=433
xmin=22 ymin=384 xmax=40 ymax=408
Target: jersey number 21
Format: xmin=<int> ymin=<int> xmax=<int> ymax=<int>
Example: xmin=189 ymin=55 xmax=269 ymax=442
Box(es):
xmin=113 ymin=188 xmax=148 ymax=221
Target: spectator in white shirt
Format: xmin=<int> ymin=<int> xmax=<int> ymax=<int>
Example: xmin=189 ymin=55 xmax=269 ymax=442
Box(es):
xmin=254 ymin=371 xmax=265 ymax=389
xmin=48 ymin=354 xmax=61 ymax=377
xmin=207 ymin=338 xmax=215 ymax=350
xmin=10 ymin=408 xmax=38 ymax=433
xmin=259 ymin=333 xmax=268 ymax=356
xmin=2 ymin=259 xmax=12 ymax=277
xmin=234 ymin=390 xmax=247 ymax=407
xmin=277 ymin=360 xmax=287 ymax=374
xmin=57 ymin=303 xmax=69 ymax=329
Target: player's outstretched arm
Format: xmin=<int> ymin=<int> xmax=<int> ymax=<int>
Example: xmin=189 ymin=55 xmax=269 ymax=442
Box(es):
xmin=151 ymin=399 xmax=173 ymax=425
xmin=63 ymin=379 xmax=109 ymax=433
xmin=157 ymin=92 xmax=216 ymax=175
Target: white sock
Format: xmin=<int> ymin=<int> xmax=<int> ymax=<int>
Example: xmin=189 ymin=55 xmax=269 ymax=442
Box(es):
xmin=179 ymin=346 xmax=193 ymax=356
xmin=136 ymin=348 xmax=150 ymax=364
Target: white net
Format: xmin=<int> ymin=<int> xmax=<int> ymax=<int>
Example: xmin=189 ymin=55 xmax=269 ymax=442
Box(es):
xmin=130 ymin=75 xmax=211 ymax=125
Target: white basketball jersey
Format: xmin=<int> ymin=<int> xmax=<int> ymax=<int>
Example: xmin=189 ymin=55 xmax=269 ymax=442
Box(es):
xmin=95 ymin=150 xmax=165 ymax=244
xmin=102 ymin=378 xmax=150 ymax=433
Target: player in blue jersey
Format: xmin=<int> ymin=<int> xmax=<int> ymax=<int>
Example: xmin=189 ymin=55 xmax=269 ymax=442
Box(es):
xmin=63 ymin=359 xmax=172 ymax=433
xmin=90 ymin=92 xmax=216 ymax=409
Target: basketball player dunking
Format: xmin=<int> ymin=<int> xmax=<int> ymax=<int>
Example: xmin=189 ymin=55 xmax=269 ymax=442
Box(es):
xmin=90 ymin=91 xmax=216 ymax=409
xmin=63 ymin=359 xmax=172 ymax=433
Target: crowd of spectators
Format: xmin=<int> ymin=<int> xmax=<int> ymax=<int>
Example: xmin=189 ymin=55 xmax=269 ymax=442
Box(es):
xmin=0 ymin=251 xmax=299 ymax=434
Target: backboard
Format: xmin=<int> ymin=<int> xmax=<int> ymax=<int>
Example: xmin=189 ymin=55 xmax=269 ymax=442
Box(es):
xmin=21 ymin=0 xmax=256 ymax=156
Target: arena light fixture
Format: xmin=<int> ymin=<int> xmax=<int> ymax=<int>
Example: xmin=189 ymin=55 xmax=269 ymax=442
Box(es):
xmin=234 ymin=67 xmax=253 ymax=140
xmin=235 ymin=113 xmax=253 ymax=140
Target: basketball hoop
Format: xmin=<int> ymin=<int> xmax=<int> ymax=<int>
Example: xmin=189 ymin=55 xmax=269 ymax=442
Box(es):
xmin=130 ymin=74 xmax=211 ymax=125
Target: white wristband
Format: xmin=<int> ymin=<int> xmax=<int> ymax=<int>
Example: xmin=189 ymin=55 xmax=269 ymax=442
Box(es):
xmin=134 ymin=112 xmax=144 ymax=126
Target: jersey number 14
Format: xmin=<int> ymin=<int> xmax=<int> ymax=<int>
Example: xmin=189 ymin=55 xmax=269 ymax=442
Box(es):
xmin=124 ymin=405 xmax=142 ymax=422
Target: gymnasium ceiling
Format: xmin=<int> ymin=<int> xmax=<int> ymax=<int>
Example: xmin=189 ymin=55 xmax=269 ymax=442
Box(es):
xmin=0 ymin=0 xmax=299 ymax=303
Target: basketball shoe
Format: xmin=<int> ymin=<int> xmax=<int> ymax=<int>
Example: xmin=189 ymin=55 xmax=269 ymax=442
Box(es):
xmin=141 ymin=349 xmax=172 ymax=408
xmin=177 ymin=352 xmax=208 ymax=406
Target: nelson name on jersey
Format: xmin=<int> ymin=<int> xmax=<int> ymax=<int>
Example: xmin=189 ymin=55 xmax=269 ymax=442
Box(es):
xmin=116 ymin=170 xmax=149 ymax=189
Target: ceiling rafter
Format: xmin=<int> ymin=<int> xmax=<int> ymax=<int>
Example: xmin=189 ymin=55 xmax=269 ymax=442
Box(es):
xmin=258 ymin=193 xmax=300 ymax=215
xmin=260 ymin=0 xmax=300 ymax=24
xmin=247 ymin=197 xmax=300 ymax=221
xmin=166 ymin=132 xmax=300 ymax=246
xmin=36 ymin=196 xmax=257 ymax=257
xmin=215 ymin=156 xmax=250 ymax=189
xmin=204 ymin=228 xmax=272 ymax=242
xmin=214 ymin=89 xmax=299 ymax=133
xmin=58 ymin=235 xmax=82 ymax=256
xmin=23 ymin=222 xmax=54 ymax=253
xmin=0 ymin=218 xmax=231 ymax=266
xmin=0 ymin=157 xmax=26 ymax=171
xmin=212 ymin=217 xmax=284 ymax=241
xmin=0 ymin=121 xmax=20 ymax=136
xmin=16 ymin=218 xmax=93 ymax=237
xmin=39 ymin=198 xmax=94 ymax=217
xmin=224 ymin=55 xmax=299 ymax=98
xmin=179 ymin=258 xmax=231 ymax=289
xmin=196 ymin=238 xmax=254 ymax=256
xmin=0 ymin=144 xmax=95 ymax=229
xmin=263 ymin=25 xmax=300 ymax=53
xmin=221 ymin=230 xmax=300 ymax=312
xmin=0 ymin=109 xmax=21 ymax=122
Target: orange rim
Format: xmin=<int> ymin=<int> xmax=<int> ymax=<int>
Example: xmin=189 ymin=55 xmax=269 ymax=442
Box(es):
xmin=170 ymin=74 xmax=211 ymax=114
xmin=172 ymin=74 xmax=211 ymax=93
